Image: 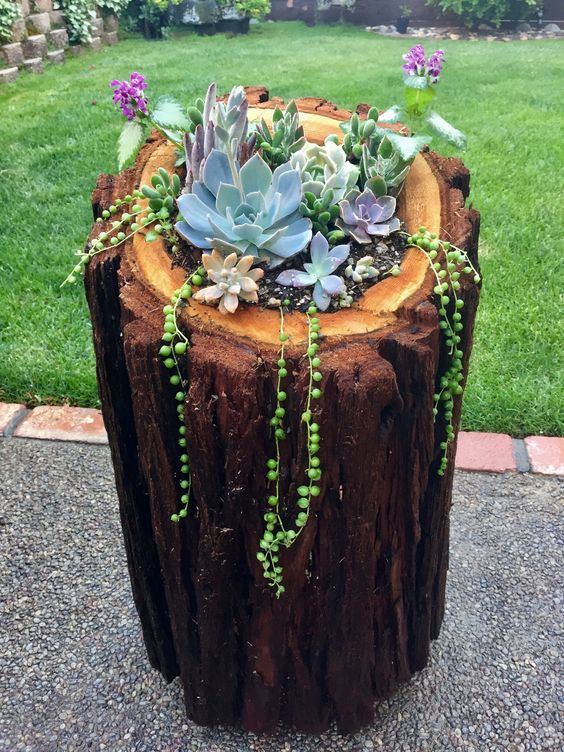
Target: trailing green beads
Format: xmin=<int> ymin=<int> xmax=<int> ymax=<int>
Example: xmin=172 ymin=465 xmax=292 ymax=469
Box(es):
xmin=406 ymin=227 xmax=481 ymax=475
xmin=158 ymin=284 xmax=193 ymax=522
xmin=63 ymin=170 xmax=181 ymax=288
xmin=257 ymin=305 xmax=324 ymax=598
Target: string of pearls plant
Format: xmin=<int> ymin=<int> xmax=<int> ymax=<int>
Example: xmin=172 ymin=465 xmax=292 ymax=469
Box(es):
xmin=257 ymin=304 xmax=324 ymax=597
xmin=159 ymin=284 xmax=193 ymax=522
xmin=406 ymin=227 xmax=481 ymax=475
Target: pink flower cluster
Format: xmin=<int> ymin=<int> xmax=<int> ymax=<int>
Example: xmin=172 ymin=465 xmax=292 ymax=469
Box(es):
xmin=110 ymin=72 xmax=148 ymax=121
xmin=402 ymin=45 xmax=445 ymax=84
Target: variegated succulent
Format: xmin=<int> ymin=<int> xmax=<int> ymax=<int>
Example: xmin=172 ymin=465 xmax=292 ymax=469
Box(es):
xmin=275 ymin=232 xmax=349 ymax=311
xmin=193 ymin=250 xmax=264 ymax=314
xmin=183 ymin=83 xmax=257 ymax=192
xmin=176 ymin=149 xmax=312 ymax=268
xmin=337 ymin=189 xmax=400 ymax=244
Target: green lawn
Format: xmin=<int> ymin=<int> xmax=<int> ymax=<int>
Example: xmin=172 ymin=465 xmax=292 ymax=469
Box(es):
xmin=0 ymin=22 xmax=562 ymax=436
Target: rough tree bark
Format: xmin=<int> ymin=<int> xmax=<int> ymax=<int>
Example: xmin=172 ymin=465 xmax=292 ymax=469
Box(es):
xmin=84 ymin=88 xmax=480 ymax=734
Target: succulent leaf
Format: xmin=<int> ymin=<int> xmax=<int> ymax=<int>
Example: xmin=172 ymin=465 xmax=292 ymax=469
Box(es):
xmin=337 ymin=189 xmax=401 ymax=244
xmin=176 ymin=149 xmax=312 ymax=268
xmin=274 ymin=232 xmax=348 ymax=311
xmin=193 ymin=250 xmax=264 ymax=315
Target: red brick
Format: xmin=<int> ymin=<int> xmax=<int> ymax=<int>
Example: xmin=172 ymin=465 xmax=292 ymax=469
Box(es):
xmin=455 ymin=431 xmax=517 ymax=473
xmin=0 ymin=403 xmax=27 ymax=436
xmin=524 ymin=436 xmax=564 ymax=476
xmin=13 ymin=406 xmax=107 ymax=444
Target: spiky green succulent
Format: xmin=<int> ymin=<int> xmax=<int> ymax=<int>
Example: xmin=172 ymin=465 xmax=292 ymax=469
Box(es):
xmin=360 ymin=132 xmax=429 ymax=197
xmin=255 ymin=101 xmax=306 ymax=169
xmin=175 ymin=149 xmax=312 ymax=268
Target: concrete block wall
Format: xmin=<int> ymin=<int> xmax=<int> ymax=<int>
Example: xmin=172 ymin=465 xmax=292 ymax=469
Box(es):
xmin=0 ymin=4 xmax=121 ymax=85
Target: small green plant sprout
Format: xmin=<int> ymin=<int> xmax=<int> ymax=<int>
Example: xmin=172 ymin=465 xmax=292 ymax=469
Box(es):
xmin=399 ymin=4 xmax=411 ymax=18
xmin=110 ymin=72 xmax=192 ymax=169
xmin=337 ymin=190 xmax=400 ymax=243
xmin=175 ymin=150 xmax=312 ymax=267
xmin=193 ymin=251 xmax=264 ymax=314
xmin=345 ymin=255 xmax=379 ymax=284
xmin=158 ymin=281 xmax=193 ymax=523
xmin=378 ymin=45 xmax=466 ymax=149
xmin=275 ymin=232 xmax=349 ymax=311
xmin=255 ymin=101 xmax=306 ymax=169
xmin=338 ymin=290 xmax=354 ymax=308
xmin=405 ymin=226 xmax=481 ymax=474
xmin=257 ymin=303 xmax=324 ymax=597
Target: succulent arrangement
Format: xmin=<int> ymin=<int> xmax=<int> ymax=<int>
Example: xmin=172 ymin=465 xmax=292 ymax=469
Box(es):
xmin=65 ymin=46 xmax=476 ymax=598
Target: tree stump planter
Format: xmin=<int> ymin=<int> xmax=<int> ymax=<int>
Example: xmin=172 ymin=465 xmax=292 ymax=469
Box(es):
xmin=84 ymin=89 xmax=480 ymax=734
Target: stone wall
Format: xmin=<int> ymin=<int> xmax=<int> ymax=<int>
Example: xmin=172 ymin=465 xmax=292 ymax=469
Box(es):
xmin=0 ymin=3 xmax=120 ymax=85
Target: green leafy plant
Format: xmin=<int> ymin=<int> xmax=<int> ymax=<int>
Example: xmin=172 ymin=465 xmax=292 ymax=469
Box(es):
xmin=54 ymin=0 xmax=96 ymax=44
xmin=96 ymin=0 xmax=128 ymax=14
xmin=399 ymin=4 xmax=412 ymax=17
xmin=234 ymin=0 xmax=270 ymax=19
xmin=426 ymin=0 xmax=539 ymax=28
xmin=0 ymin=0 xmax=20 ymax=45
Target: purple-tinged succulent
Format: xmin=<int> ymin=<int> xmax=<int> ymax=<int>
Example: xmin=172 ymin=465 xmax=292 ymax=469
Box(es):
xmin=337 ymin=190 xmax=400 ymax=244
xmin=275 ymin=232 xmax=349 ymax=311
xmin=110 ymin=72 xmax=148 ymax=121
xmin=402 ymin=45 xmax=445 ymax=84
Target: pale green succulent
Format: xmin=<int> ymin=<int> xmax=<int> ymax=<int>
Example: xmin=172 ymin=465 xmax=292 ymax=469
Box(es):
xmin=360 ymin=132 xmax=429 ymax=197
xmin=290 ymin=138 xmax=360 ymax=203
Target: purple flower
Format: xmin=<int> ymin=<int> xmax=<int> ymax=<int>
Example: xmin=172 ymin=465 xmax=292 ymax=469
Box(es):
xmin=110 ymin=72 xmax=148 ymax=121
xmin=402 ymin=45 xmax=445 ymax=84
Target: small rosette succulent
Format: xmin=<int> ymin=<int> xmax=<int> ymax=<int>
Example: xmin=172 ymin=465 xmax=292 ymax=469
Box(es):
xmin=337 ymin=190 xmax=400 ymax=244
xmin=193 ymin=250 xmax=264 ymax=315
xmin=275 ymin=232 xmax=349 ymax=311
xmin=176 ymin=149 xmax=312 ymax=268
xmin=345 ymin=255 xmax=379 ymax=283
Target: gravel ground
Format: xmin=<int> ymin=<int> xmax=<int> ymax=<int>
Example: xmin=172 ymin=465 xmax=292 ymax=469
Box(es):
xmin=0 ymin=438 xmax=562 ymax=752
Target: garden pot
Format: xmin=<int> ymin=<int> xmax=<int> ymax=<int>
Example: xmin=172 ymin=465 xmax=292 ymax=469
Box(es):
xmin=195 ymin=22 xmax=217 ymax=35
xmin=396 ymin=17 xmax=410 ymax=33
xmin=84 ymin=87 xmax=480 ymax=734
xmin=218 ymin=17 xmax=250 ymax=34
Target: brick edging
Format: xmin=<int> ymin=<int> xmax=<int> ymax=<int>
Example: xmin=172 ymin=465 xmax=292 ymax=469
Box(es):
xmin=0 ymin=404 xmax=563 ymax=476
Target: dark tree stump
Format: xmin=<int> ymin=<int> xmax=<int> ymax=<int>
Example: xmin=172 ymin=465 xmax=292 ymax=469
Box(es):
xmin=84 ymin=89 xmax=480 ymax=734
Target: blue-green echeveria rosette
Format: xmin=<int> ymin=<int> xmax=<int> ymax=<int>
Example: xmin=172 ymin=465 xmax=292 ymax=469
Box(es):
xmin=175 ymin=149 xmax=312 ymax=268
xmin=337 ymin=189 xmax=401 ymax=244
xmin=275 ymin=232 xmax=349 ymax=311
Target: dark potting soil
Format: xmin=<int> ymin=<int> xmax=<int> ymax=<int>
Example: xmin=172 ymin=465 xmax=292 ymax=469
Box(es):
xmin=170 ymin=227 xmax=407 ymax=314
